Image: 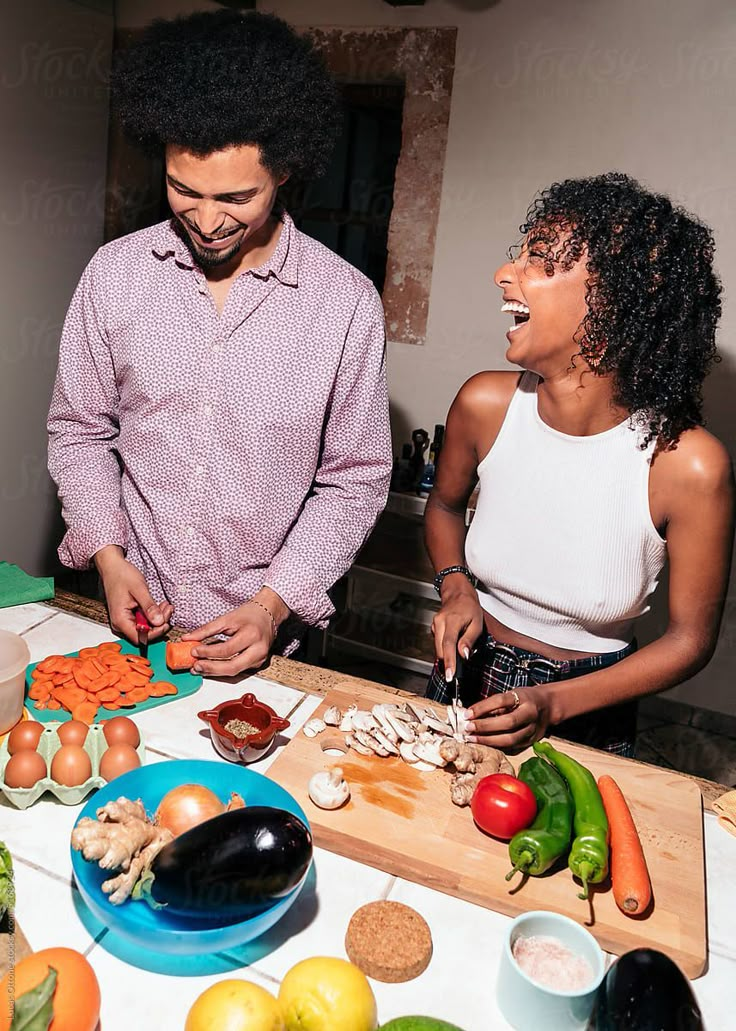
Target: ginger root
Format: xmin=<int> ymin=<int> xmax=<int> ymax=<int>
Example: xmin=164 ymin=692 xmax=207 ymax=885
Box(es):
xmin=450 ymin=772 xmax=482 ymax=806
xmin=71 ymin=796 xmax=173 ymax=904
xmin=444 ymin=744 xmax=516 ymax=806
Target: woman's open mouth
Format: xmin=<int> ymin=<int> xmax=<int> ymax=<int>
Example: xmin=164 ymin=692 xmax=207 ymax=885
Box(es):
xmin=502 ymin=300 xmax=531 ymax=334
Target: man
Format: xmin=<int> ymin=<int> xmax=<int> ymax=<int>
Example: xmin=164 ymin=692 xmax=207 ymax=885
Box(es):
xmin=48 ymin=11 xmax=392 ymax=677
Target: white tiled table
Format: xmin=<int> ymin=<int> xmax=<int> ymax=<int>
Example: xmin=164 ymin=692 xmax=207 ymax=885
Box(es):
xmin=2 ymin=603 xmax=735 ymax=1029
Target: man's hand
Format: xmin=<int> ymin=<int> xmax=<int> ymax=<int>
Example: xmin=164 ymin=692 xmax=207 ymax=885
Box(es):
xmin=94 ymin=545 xmax=173 ymax=644
xmin=181 ymin=588 xmax=289 ymax=677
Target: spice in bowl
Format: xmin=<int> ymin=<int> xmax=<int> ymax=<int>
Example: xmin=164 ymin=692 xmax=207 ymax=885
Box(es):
xmin=224 ymin=718 xmax=259 ymax=738
xmin=512 ymin=934 xmax=594 ymax=992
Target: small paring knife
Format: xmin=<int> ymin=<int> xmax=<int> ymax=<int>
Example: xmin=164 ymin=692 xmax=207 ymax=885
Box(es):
xmin=134 ymin=607 xmax=152 ymax=659
xmin=452 ymin=651 xmax=465 ymax=709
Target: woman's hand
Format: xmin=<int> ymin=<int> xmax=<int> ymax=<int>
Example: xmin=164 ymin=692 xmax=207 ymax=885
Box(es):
xmin=431 ymin=576 xmax=484 ymax=680
xmin=95 ymin=546 xmax=173 ymax=644
xmin=181 ymin=589 xmax=289 ymax=677
xmin=465 ymin=686 xmax=553 ymax=752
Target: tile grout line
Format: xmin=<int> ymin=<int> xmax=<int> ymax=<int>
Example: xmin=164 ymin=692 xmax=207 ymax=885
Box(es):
xmin=14 ymin=853 xmax=74 ymax=888
xmin=19 ymin=611 xmax=61 ymax=637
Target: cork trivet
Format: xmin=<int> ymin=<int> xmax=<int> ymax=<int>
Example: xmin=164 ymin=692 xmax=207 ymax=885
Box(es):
xmin=345 ymin=900 xmax=433 ymax=982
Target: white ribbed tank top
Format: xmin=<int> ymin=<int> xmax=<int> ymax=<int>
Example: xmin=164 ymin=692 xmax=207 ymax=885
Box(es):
xmin=464 ymin=372 xmax=667 ymax=653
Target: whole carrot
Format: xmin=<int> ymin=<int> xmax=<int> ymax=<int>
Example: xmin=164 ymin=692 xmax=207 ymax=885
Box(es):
xmin=598 ymin=774 xmax=652 ymax=915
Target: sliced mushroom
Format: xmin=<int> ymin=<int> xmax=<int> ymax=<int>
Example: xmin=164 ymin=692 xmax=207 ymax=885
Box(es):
xmin=371 ymin=727 xmax=400 ymax=756
xmin=323 ymin=705 xmax=342 ymax=726
xmin=371 ymin=705 xmax=399 ymax=742
xmin=303 ymin=717 xmax=326 ymax=738
xmin=423 ymin=715 xmax=453 ymax=737
xmin=339 ymin=704 xmax=358 ymax=732
xmin=345 ymin=733 xmax=372 ymax=756
xmin=412 ymin=740 xmax=448 ymax=767
xmin=385 ymin=710 xmax=416 ymax=743
xmin=352 ymin=710 xmax=378 ymax=732
xmin=354 ymin=729 xmax=391 ymax=756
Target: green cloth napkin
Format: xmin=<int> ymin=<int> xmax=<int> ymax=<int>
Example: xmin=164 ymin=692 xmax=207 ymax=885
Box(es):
xmin=0 ymin=562 xmax=54 ymax=609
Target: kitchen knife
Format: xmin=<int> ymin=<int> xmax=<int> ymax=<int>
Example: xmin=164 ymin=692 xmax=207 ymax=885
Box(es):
xmin=452 ymin=650 xmax=465 ymax=709
xmin=134 ymin=607 xmax=151 ymax=659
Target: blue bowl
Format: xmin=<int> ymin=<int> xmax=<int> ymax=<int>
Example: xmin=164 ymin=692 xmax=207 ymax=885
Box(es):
xmin=71 ymin=759 xmax=312 ymax=955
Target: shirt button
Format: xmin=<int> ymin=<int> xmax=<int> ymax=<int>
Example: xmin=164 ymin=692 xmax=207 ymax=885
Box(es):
xmin=203 ymin=403 xmax=213 ymax=416
xmin=212 ymin=342 xmax=222 ymax=353
xmin=185 ymin=526 xmax=195 ymax=538
xmin=195 ymin=465 xmax=205 ymax=476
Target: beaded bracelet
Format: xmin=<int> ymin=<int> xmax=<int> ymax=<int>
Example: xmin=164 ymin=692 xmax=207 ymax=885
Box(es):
xmin=433 ymin=564 xmax=476 ymax=595
xmin=247 ymin=598 xmax=278 ymax=640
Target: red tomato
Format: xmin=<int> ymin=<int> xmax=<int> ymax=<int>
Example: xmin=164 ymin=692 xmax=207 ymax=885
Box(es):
xmin=470 ymin=773 xmax=537 ymax=840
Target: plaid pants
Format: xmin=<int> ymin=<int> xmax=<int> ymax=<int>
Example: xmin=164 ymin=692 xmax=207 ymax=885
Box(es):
xmin=426 ymin=631 xmax=637 ymax=757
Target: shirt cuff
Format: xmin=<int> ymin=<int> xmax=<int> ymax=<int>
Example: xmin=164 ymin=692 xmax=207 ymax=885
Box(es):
xmin=263 ymin=550 xmax=335 ymax=629
xmin=57 ymin=515 xmax=128 ymax=570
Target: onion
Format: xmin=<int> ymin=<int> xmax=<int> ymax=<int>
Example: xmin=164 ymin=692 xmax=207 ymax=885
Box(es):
xmin=155 ymin=784 xmax=226 ymax=837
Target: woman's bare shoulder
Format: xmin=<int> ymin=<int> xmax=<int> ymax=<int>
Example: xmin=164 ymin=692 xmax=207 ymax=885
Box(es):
xmin=453 ymin=370 xmax=522 ymax=416
xmin=653 ymin=425 xmax=734 ymax=496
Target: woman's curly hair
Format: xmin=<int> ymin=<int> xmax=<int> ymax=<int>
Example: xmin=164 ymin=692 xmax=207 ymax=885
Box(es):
xmin=110 ymin=10 xmax=342 ymax=180
xmin=519 ymin=172 xmax=721 ymax=447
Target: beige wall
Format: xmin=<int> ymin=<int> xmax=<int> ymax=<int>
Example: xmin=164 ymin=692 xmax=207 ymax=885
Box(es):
xmin=118 ymin=0 xmax=736 ymax=714
xmin=0 ymin=0 xmax=113 ymax=577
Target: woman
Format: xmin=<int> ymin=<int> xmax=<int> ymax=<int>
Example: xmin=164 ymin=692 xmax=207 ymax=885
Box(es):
xmin=425 ymin=172 xmax=734 ymax=757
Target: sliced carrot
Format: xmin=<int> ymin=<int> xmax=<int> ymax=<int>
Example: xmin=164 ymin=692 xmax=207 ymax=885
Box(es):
xmin=89 ymin=658 xmax=107 ymax=676
xmin=149 ymin=680 xmax=178 ymax=697
xmin=36 ymin=656 xmax=64 ymax=674
xmin=34 ymin=699 xmax=48 ymax=710
xmin=53 ymin=672 xmax=74 ymax=686
xmin=46 ymin=699 xmax=62 ymax=710
xmin=77 ymin=647 xmax=98 ymax=659
xmin=105 ymin=670 xmax=121 ymax=687
xmin=72 ymin=667 xmax=93 ymax=691
xmin=71 ymin=701 xmax=99 ymax=725
xmin=166 ymin=641 xmax=195 ymax=671
xmin=31 ymin=667 xmax=52 ymax=681
xmin=97 ymin=687 xmax=121 ymax=703
xmin=124 ymin=687 xmax=150 ymax=704
xmin=98 ymin=642 xmax=122 ymax=652
xmin=56 ymin=657 xmax=75 ymax=674
xmin=29 ymin=683 xmax=51 ymax=702
xmin=85 ymin=677 xmax=108 ymax=695
xmin=102 ymin=700 xmax=121 ymax=710
xmin=598 ymin=775 xmax=652 ymax=915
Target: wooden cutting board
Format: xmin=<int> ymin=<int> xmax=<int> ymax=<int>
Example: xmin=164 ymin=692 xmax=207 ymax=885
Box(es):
xmin=267 ymin=683 xmax=707 ymax=978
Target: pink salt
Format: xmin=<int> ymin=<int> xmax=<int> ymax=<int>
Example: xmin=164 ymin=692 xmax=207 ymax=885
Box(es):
xmin=512 ymin=934 xmax=594 ymax=991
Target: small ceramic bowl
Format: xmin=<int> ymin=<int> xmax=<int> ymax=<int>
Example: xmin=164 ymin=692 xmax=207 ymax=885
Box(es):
xmin=496 ymin=910 xmax=607 ymax=1030
xmin=198 ymin=692 xmax=290 ymax=764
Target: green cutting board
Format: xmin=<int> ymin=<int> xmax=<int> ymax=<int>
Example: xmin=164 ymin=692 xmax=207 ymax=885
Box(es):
xmin=25 ymin=639 xmax=202 ymax=722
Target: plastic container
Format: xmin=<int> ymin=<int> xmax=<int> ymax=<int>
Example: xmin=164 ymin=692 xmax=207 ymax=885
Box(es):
xmin=0 ymin=630 xmax=31 ymax=735
xmin=0 ymin=721 xmax=146 ymax=809
xmin=198 ymin=692 xmax=290 ymax=764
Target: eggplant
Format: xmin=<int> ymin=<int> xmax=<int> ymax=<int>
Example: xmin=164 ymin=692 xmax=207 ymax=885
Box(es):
xmin=136 ymin=806 xmax=312 ymax=919
xmin=589 ymin=948 xmax=703 ymax=1030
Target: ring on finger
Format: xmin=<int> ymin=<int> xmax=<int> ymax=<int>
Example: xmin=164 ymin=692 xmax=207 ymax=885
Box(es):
xmin=508 ymin=689 xmax=521 ymax=711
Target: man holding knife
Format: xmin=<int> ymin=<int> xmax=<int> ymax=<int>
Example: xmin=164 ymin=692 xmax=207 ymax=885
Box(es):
xmin=47 ymin=11 xmax=392 ymax=675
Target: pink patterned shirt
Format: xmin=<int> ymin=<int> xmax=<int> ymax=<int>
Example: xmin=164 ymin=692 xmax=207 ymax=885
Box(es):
xmin=48 ymin=213 xmax=391 ymax=640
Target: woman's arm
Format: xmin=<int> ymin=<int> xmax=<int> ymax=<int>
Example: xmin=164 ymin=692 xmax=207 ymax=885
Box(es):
xmin=426 ymin=373 xmax=517 ymax=679
xmin=467 ymin=428 xmax=735 ymax=748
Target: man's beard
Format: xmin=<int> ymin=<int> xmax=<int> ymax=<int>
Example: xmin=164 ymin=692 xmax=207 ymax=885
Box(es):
xmin=177 ymin=218 xmax=245 ymax=268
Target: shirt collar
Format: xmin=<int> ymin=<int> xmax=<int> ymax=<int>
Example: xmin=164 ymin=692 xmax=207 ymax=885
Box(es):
xmin=150 ymin=210 xmax=299 ymax=287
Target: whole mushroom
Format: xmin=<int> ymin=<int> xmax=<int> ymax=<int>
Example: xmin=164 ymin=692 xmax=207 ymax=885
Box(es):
xmin=308 ymin=767 xmax=351 ymax=810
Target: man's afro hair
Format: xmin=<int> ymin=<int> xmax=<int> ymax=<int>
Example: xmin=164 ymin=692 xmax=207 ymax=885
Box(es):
xmin=110 ymin=10 xmax=342 ymax=180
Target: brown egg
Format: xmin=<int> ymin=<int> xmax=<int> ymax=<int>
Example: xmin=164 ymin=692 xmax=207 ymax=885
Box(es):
xmin=99 ymin=744 xmax=141 ymax=782
xmin=7 ymin=721 xmax=45 ymax=755
xmin=56 ymin=720 xmax=89 ymax=747
xmin=102 ymin=716 xmax=140 ymax=749
xmin=50 ymin=745 xmax=92 ymax=787
xmin=4 ymin=750 xmax=48 ymax=789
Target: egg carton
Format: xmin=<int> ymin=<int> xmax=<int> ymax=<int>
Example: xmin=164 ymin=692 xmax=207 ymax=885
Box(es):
xmin=0 ymin=721 xmax=146 ymax=809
